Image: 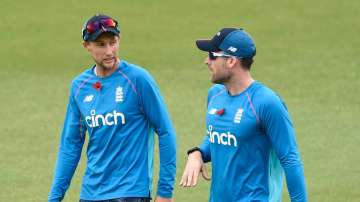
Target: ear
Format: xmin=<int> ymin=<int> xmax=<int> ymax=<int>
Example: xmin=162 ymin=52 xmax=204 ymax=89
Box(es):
xmin=116 ymin=35 xmax=121 ymax=47
xmin=116 ymin=34 xmax=121 ymax=47
xmin=226 ymin=57 xmax=238 ymax=69
xmin=83 ymin=41 xmax=91 ymax=52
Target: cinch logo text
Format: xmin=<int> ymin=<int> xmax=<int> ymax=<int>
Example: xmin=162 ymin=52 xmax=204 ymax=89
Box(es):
xmin=207 ymin=125 xmax=237 ymax=147
xmin=85 ymin=109 xmax=125 ymax=128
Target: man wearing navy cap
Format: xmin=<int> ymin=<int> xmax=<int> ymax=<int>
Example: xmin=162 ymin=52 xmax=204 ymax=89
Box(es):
xmin=180 ymin=28 xmax=307 ymax=202
xmin=48 ymin=14 xmax=176 ymax=202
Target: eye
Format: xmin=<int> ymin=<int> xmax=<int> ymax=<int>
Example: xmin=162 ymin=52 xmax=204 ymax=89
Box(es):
xmin=96 ymin=42 xmax=105 ymax=47
xmin=110 ymin=40 xmax=117 ymax=46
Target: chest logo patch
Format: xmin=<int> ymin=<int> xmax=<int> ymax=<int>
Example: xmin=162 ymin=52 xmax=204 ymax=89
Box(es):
xmin=115 ymin=86 xmax=124 ymax=102
xmin=208 ymin=108 xmax=225 ymax=116
xmin=208 ymin=108 xmax=217 ymax=115
xmin=83 ymin=94 xmax=94 ymax=103
xmin=234 ymin=108 xmax=244 ymax=123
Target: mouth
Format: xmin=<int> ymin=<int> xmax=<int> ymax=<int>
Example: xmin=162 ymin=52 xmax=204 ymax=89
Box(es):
xmin=103 ymin=57 xmax=115 ymax=63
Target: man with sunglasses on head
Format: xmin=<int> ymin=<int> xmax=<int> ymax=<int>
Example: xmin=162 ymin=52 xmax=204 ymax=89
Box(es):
xmin=180 ymin=28 xmax=307 ymax=202
xmin=48 ymin=14 xmax=176 ymax=202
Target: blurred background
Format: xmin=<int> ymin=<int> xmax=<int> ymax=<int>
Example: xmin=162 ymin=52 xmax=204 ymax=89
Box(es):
xmin=0 ymin=0 xmax=359 ymax=201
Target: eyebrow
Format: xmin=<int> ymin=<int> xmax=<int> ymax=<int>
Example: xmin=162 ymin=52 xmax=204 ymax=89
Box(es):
xmin=94 ymin=37 xmax=117 ymax=43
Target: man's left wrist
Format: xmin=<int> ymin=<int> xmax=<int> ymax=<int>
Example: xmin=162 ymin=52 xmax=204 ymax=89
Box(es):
xmin=187 ymin=147 xmax=201 ymax=155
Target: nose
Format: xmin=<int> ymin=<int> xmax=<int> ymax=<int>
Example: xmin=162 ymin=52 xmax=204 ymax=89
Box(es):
xmin=105 ymin=43 xmax=113 ymax=55
xmin=204 ymin=56 xmax=210 ymax=65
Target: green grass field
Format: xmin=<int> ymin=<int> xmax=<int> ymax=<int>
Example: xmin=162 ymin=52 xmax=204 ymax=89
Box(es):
xmin=1 ymin=0 xmax=359 ymax=201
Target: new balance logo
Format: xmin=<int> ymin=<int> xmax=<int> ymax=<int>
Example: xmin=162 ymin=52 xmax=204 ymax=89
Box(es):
xmin=227 ymin=46 xmax=237 ymax=53
xmin=207 ymin=125 xmax=237 ymax=147
xmin=208 ymin=108 xmax=217 ymax=115
xmin=234 ymin=108 xmax=243 ymax=123
xmin=83 ymin=94 xmax=94 ymax=103
xmin=115 ymin=86 xmax=124 ymax=102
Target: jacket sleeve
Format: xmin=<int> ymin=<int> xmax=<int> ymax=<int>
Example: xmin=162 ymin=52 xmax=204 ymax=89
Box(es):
xmin=199 ymin=85 xmax=223 ymax=163
xmin=199 ymin=91 xmax=212 ymax=162
xmin=138 ymin=71 xmax=176 ymax=198
xmin=259 ymin=94 xmax=307 ymax=202
xmin=48 ymin=86 xmax=86 ymax=202
xmin=199 ymin=135 xmax=211 ymax=163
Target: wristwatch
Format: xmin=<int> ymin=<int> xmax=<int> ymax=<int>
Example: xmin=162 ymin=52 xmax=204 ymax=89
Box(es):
xmin=187 ymin=147 xmax=201 ymax=155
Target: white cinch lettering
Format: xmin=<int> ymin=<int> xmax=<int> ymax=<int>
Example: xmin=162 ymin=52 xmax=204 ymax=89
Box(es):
xmin=85 ymin=110 xmax=126 ymax=128
xmin=207 ymin=125 xmax=237 ymax=147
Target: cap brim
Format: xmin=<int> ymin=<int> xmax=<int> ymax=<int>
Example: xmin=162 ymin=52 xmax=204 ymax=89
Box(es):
xmin=196 ymin=39 xmax=220 ymax=52
xmin=87 ymin=27 xmax=120 ymax=41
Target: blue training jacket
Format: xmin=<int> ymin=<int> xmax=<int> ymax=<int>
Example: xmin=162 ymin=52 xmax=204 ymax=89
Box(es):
xmin=48 ymin=60 xmax=176 ymax=201
xmin=200 ymin=82 xmax=307 ymax=202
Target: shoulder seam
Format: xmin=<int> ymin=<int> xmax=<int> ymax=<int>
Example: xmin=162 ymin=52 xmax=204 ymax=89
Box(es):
xmin=208 ymin=89 xmax=226 ymax=107
xmin=246 ymin=92 xmax=260 ymax=124
xmin=117 ymin=69 xmax=140 ymax=96
xmin=74 ymin=75 xmax=93 ymax=98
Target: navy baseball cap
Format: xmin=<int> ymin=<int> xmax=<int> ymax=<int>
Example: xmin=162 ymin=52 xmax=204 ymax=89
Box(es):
xmin=196 ymin=28 xmax=256 ymax=58
xmin=82 ymin=14 xmax=120 ymax=41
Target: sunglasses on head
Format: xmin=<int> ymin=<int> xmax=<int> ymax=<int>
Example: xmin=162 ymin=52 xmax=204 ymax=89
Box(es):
xmin=85 ymin=18 xmax=118 ymax=34
xmin=208 ymin=52 xmax=234 ymax=60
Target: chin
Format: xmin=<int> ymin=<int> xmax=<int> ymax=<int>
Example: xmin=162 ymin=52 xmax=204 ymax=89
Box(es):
xmin=211 ymin=76 xmax=218 ymax=83
xmin=211 ymin=79 xmax=218 ymax=84
xmin=102 ymin=63 xmax=115 ymax=70
xmin=212 ymin=78 xmax=225 ymax=84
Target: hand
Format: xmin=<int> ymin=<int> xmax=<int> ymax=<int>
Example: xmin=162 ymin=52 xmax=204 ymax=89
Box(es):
xmin=154 ymin=196 xmax=173 ymax=202
xmin=179 ymin=151 xmax=210 ymax=187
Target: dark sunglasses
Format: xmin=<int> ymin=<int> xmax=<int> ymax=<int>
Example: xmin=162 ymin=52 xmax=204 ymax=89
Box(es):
xmin=86 ymin=18 xmax=118 ymax=34
xmin=82 ymin=18 xmax=118 ymax=40
xmin=208 ymin=52 xmax=233 ymax=60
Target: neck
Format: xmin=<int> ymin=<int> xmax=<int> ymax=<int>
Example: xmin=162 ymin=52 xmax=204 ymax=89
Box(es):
xmin=95 ymin=58 xmax=120 ymax=78
xmin=224 ymin=71 xmax=254 ymax=96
